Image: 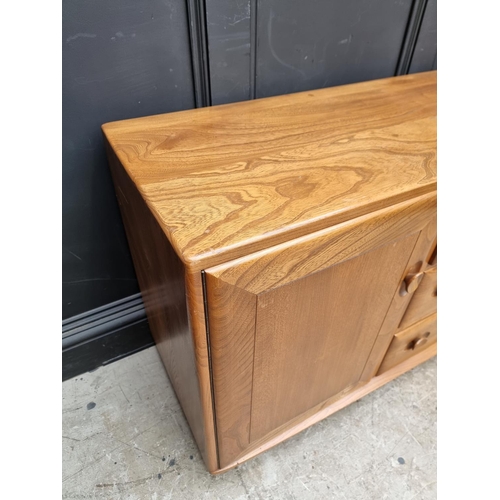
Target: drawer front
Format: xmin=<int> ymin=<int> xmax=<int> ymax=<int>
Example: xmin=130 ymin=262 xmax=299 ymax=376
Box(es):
xmin=378 ymin=313 xmax=437 ymax=375
xmin=399 ymin=265 xmax=437 ymax=330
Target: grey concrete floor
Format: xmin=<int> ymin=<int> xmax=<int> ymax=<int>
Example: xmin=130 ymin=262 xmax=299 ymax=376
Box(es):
xmin=62 ymin=347 xmax=436 ymax=499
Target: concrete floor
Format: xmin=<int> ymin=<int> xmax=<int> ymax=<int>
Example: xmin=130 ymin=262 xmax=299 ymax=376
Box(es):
xmin=62 ymin=347 xmax=436 ymax=499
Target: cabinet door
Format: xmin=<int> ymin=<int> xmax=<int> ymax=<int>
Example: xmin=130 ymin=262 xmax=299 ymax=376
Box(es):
xmin=205 ymin=193 xmax=436 ymax=467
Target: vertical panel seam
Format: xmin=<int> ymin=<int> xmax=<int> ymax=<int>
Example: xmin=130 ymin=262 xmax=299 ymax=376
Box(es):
xmin=201 ymin=270 xmax=220 ymax=468
xmin=249 ymin=0 xmax=258 ymax=99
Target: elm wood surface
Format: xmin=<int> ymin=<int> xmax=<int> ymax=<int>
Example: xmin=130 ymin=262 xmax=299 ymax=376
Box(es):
xmin=104 ymin=71 xmax=437 ymax=474
xmin=184 ymin=270 xmax=219 ymax=470
xmin=107 ymin=147 xmax=218 ymax=471
xmin=206 ymin=193 xmax=436 ymax=467
xmin=378 ymin=314 xmax=437 ymax=375
xmin=249 ymin=236 xmax=417 ymax=442
xmin=399 ymin=265 xmax=437 ymax=330
xmin=207 ymin=234 xmax=418 ymax=466
xmin=215 ymin=342 xmax=437 ymax=474
xmin=359 ymin=213 xmax=437 ymax=382
xmin=205 ymin=278 xmax=256 ymax=467
xmin=205 ymin=194 xmax=435 ymax=293
xmin=102 ymin=71 xmax=436 ymax=271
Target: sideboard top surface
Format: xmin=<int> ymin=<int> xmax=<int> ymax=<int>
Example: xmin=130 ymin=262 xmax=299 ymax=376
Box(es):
xmin=103 ymin=71 xmax=436 ymax=270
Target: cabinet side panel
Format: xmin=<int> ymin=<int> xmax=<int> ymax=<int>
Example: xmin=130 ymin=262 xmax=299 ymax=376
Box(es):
xmin=106 ymin=144 xmax=208 ymax=463
xmin=205 ymin=275 xmax=257 ymax=468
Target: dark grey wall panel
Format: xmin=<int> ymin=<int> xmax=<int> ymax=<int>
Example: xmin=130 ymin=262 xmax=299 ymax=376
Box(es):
xmin=256 ymin=0 xmax=413 ymax=98
xmin=409 ymin=0 xmax=437 ymax=73
xmin=205 ymin=0 xmax=416 ymax=105
xmin=206 ymin=0 xmax=252 ymax=104
xmin=62 ymin=0 xmax=195 ymax=319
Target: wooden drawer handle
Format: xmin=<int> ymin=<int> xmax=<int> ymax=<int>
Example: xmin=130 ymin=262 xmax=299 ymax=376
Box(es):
xmin=400 ymin=272 xmax=424 ymax=296
xmin=407 ymin=331 xmax=431 ymax=350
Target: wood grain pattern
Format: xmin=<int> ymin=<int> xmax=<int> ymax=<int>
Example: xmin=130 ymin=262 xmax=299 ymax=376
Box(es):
xmin=106 ymin=145 xmax=217 ymax=470
xmin=207 ymin=193 xmax=436 ymax=294
xmin=104 ymin=72 xmax=437 ymax=474
xmin=399 ymin=265 xmax=437 ymax=330
xmin=215 ymin=343 xmax=437 ymax=474
xmin=205 ymin=193 xmax=435 ymax=466
xmin=204 ymin=276 xmax=256 ymax=468
xmin=102 ymin=71 xmax=436 ymax=270
xmin=250 ymin=234 xmax=418 ymax=442
xmin=378 ymin=314 xmax=437 ymax=374
xmin=359 ymin=214 xmax=437 ymax=382
xmin=184 ymin=270 xmax=219 ymax=471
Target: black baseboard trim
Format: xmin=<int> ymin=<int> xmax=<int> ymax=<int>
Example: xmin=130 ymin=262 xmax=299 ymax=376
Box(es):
xmin=62 ymin=293 xmax=154 ymax=381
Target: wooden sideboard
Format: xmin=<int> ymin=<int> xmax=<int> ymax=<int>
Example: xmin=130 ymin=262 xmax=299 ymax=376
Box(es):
xmin=103 ymin=71 xmax=437 ymax=474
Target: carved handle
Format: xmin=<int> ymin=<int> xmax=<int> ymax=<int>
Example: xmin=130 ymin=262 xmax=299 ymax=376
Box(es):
xmin=400 ymin=272 xmax=424 ymax=296
xmin=407 ymin=332 xmax=431 ymax=350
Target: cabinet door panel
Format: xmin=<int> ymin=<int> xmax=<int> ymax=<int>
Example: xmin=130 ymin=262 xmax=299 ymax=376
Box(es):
xmin=250 ymin=234 xmax=417 ymax=441
xmin=206 ymin=193 xmax=436 ymax=467
xmin=204 ymin=277 xmax=256 ymax=466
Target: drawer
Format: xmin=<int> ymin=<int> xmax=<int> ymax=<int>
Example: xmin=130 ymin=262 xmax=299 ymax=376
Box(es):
xmin=399 ymin=265 xmax=436 ymax=330
xmin=378 ymin=313 xmax=437 ymax=375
